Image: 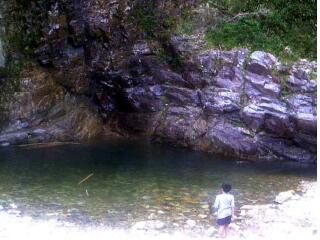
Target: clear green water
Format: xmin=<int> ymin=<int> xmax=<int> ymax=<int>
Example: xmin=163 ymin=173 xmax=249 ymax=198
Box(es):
xmin=0 ymin=140 xmax=316 ymax=229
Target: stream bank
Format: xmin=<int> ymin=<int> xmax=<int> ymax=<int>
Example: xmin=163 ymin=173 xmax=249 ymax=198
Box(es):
xmin=0 ymin=181 xmax=317 ymax=240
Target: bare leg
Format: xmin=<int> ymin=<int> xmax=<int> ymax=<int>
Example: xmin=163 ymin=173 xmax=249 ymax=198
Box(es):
xmin=218 ymin=225 xmax=225 ymax=238
xmin=224 ymin=225 xmax=229 ymax=237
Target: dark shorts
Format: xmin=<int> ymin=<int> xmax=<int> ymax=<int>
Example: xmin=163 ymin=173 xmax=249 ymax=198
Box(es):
xmin=217 ymin=215 xmax=232 ymax=226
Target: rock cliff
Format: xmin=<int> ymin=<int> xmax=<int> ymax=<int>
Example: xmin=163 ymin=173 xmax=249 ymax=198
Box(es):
xmin=0 ymin=0 xmax=316 ymax=164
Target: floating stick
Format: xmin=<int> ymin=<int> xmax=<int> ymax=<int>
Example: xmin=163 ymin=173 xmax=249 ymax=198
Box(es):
xmin=78 ymin=173 xmax=94 ymax=185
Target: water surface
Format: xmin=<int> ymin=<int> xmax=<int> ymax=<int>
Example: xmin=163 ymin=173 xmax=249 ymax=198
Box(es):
xmin=0 ymin=140 xmax=316 ymax=229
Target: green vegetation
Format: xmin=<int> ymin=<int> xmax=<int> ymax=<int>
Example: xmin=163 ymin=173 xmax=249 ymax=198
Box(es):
xmin=0 ymin=59 xmax=23 ymax=127
xmin=130 ymin=0 xmax=178 ymax=41
xmin=204 ymin=0 xmax=316 ymax=60
xmin=176 ymin=18 xmax=195 ymax=36
xmin=4 ymin=0 xmax=49 ymax=56
xmin=132 ymin=0 xmax=316 ymax=60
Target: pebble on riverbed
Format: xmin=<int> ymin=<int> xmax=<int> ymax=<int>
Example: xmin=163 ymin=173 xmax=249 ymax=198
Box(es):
xmin=274 ymin=190 xmax=300 ymax=204
xmin=132 ymin=220 xmax=166 ymax=231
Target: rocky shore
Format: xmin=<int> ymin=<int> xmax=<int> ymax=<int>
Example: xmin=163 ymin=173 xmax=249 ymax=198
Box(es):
xmin=0 ymin=181 xmax=317 ymax=240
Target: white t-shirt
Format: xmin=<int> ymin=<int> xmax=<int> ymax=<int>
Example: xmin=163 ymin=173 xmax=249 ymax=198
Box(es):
xmin=213 ymin=193 xmax=235 ymax=219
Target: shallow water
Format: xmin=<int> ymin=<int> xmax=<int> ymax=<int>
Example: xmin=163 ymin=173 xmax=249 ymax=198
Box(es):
xmin=0 ymin=140 xmax=316 ymax=229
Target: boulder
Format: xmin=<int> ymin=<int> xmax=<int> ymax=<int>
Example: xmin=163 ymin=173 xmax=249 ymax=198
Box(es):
xmin=286 ymin=94 xmax=317 ymax=134
xmin=258 ymin=135 xmax=316 ymax=163
xmin=215 ymin=66 xmax=244 ymax=91
xmin=204 ymin=119 xmax=258 ymax=157
xmin=162 ymin=85 xmax=201 ymax=107
xmin=202 ymin=88 xmax=241 ymax=114
xmin=153 ymin=106 xmax=205 ymax=144
xmin=241 ymin=98 xmax=293 ymax=137
xmin=132 ymin=41 xmax=152 ymax=56
xmin=186 ymin=219 xmax=197 ymax=228
xmin=274 ymin=190 xmax=298 ymax=204
xmin=244 ymin=72 xmax=281 ymax=99
xmin=205 ymin=226 xmax=217 ymax=237
xmin=287 ymin=75 xmax=316 ymax=93
xmin=153 ymin=69 xmax=190 ymax=88
xmin=124 ymin=85 xmax=164 ymax=112
xmin=246 ymin=51 xmax=278 ymax=76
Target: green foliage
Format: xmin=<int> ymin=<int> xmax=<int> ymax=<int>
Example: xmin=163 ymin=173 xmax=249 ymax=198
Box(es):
xmin=4 ymin=0 xmax=55 ymax=56
xmin=176 ymin=18 xmax=195 ymax=36
xmin=130 ymin=1 xmax=178 ymax=41
xmin=205 ymin=0 xmax=316 ymax=60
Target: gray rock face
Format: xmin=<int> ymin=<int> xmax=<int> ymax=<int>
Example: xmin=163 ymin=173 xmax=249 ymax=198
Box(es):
xmin=246 ymin=51 xmax=278 ymax=76
xmin=244 ymin=72 xmax=281 ymax=99
xmin=202 ymin=88 xmax=241 ymax=114
xmin=241 ymin=98 xmax=294 ymax=137
xmin=0 ymin=1 xmax=316 ymax=164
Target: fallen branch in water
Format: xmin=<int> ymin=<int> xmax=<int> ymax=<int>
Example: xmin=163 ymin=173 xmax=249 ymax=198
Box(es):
xmin=78 ymin=173 xmax=94 ymax=185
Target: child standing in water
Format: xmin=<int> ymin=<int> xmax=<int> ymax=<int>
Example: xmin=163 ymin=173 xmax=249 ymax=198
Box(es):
xmin=213 ymin=183 xmax=235 ymax=238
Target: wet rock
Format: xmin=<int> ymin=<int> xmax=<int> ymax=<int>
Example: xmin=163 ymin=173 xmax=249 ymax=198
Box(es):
xmin=9 ymin=203 xmax=17 ymax=209
xmin=204 ymin=226 xmax=217 ymax=237
xmin=132 ymin=220 xmax=166 ymax=230
xmin=293 ymin=133 xmax=316 ymax=153
xmin=275 ymin=190 xmax=299 ymax=204
xmin=257 ymin=135 xmax=316 ymax=163
xmin=197 ymin=214 xmax=207 ymax=219
xmin=204 ymin=119 xmax=258 ymax=158
xmin=0 ymin=131 xmax=30 ymax=145
xmin=200 ymin=204 xmax=209 ymax=209
xmin=0 ymin=142 xmax=10 ymax=147
xmin=186 ymin=219 xmax=196 ymax=228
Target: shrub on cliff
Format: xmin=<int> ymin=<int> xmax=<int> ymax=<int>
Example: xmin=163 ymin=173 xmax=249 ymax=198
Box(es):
xmin=205 ymin=0 xmax=316 ymax=60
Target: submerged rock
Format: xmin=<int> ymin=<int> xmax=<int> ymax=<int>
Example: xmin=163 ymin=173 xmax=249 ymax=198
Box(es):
xmin=186 ymin=219 xmax=197 ymax=228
